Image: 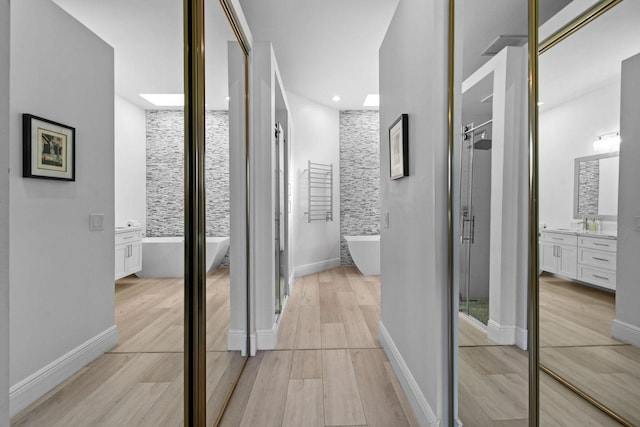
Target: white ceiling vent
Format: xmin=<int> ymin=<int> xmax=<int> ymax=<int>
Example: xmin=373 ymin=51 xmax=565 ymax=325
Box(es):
xmin=480 ymin=35 xmax=527 ymax=56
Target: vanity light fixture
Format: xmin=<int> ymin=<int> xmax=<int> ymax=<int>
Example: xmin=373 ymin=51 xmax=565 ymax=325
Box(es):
xmin=363 ymin=94 xmax=380 ymax=107
xmin=332 ymin=95 xmax=341 ymax=102
xmin=593 ymin=131 xmax=621 ymax=153
xmin=140 ymin=93 xmax=184 ymax=107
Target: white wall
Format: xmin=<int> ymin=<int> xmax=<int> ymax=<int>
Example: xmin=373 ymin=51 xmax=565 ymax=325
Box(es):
xmin=378 ymin=0 xmax=450 ymax=425
xmin=114 ymin=95 xmax=146 ymax=230
xmin=249 ymin=43 xmax=295 ymax=349
xmin=0 ymin=1 xmax=10 ymax=424
xmin=9 ymin=0 xmax=116 ymax=414
xmin=539 ymin=80 xmax=620 ymax=231
xmin=228 ymin=41 xmax=248 ymax=352
xmin=288 ymin=92 xmax=340 ymax=277
xmin=613 ymin=52 xmax=640 ymax=346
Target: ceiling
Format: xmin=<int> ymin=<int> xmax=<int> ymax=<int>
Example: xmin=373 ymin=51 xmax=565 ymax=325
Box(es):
xmin=239 ymin=0 xmax=399 ymax=110
xmin=53 ymin=0 xmax=238 ymax=110
xmin=52 ymin=0 xmax=623 ymax=115
xmin=461 ymin=0 xmax=572 ymax=80
xmin=540 ymin=0 xmax=640 ymax=110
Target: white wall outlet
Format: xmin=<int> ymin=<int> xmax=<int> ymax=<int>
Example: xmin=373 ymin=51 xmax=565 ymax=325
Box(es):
xmin=635 ymin=216 xmax=640 ymax=232
xmin=383 ymin=212 xmax=390 ymax=229
xmin=90 ymin=213 xmax=104 ymax=231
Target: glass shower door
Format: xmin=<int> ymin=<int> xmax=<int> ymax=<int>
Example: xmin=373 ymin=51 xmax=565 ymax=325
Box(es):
xmin=459 ymin=122 xmax=491 ymax=325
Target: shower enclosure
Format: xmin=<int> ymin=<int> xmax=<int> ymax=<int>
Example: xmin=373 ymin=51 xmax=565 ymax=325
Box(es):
xmin=459 ymin=120 xmax=492 ymax=325
xmin=275 ymin=122 xmax=287 ymax=314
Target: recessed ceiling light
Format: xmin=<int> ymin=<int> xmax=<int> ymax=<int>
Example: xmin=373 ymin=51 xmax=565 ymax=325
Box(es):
xmin=332 ymin=95 xmax=341 ymax=102
xmin=225 ymin=96 xmax=230 ymax=101
xmin=363 ymin=94 xmax=380 ymax=107
xmin=140 ymin=93 xmax=184 ymax=107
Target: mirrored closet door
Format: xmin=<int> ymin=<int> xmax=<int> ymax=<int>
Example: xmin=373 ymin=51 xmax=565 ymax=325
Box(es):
xmin=539 ymin=0 xmax=640 ymax=425
xmin=452 ymin=0 xmax=531 ymax=424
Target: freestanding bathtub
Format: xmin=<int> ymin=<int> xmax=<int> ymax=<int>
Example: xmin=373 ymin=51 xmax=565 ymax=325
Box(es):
xmin=137 ymin=236 xmax=230 ymax=278
xmin=344 ymin=235 xmax=380 ymax=276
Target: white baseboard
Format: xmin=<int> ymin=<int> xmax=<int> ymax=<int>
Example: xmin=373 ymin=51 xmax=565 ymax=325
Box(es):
xmin=256 ymin=323 xmax=278 ymax=350
xmin=288 ymin=270 xmax=295 ymax=291
xmin=227 ymin=329 xmax=248 ymax=356
xmin=487 ymin=320 xmax=516 ymax=345
xmin=515 ymin=327 xmax=528 ymax=350
xmin=294 ymin=258 xmax=340 ymax=278
xmin=612 ymin=319 xmax=640 ymax=347
xmin=379 ymin=322 xmax=440 ymax=427
xmin=10 ymin=325 xmax=118 ymax=417
xmin=249 ymin=334 xmax=257 ymax=356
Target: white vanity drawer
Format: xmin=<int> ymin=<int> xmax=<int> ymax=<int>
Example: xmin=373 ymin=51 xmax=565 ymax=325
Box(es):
xmin=578 ymin=247 xmax=616 ymax=270
xmin=541 ymin=233 xmax=577 ymax=246
xmin=578 ymin=236 xmax=617 ymax=252
xmin=578 ymin=265 xmax=616 ymax=290
xmin=115 ymin=230 xmax=141 ymax=245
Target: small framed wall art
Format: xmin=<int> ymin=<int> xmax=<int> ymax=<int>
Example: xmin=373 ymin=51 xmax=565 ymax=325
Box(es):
xmin=23 ymin=114 xmax=75 ymax=181
xmin=389 ymin=113 xmax=408 ymax=180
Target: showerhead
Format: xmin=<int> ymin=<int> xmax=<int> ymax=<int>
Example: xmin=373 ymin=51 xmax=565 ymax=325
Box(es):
xmin=474 ymin=139 xmax=492 ymax=150
xmin=473 ymin=130 xmax=492 ymax=150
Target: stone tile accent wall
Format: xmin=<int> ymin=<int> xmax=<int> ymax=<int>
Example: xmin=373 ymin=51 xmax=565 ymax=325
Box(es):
xmin=146 ymin=110 xmax=230 ymax=266
xmin=340 ymin=110 xmax=380 ymax=265
xmin=578 ymin=159 xmax=599 ymax=217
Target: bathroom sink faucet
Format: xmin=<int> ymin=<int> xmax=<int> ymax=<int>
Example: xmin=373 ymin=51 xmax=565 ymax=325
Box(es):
xmin=580 ymin=216 xmax=589 ymax=230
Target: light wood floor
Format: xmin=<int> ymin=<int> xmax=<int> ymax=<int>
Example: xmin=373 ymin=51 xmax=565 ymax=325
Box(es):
xmin=220 ymin=266 xmax=420 ymax=427
xmin=459 ymin=274 xmax=640 ymax=426
xmin=11 ymin=268 xmax=243 ymax=427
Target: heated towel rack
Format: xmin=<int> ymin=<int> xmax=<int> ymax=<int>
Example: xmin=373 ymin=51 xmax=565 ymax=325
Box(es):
xmin=306 ymin=161 xmax=333 ymax=222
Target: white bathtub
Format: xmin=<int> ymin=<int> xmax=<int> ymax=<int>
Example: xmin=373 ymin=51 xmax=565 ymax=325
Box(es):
xmin=137 ymin=236 xmax=230 ymax=278
xmin=344 ymin=235 xmax=380 ymax=276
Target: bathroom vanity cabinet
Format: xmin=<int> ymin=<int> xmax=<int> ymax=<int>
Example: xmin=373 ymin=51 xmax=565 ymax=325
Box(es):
xmin=115 ymin=227 xmax=142 ymax=280
xmin=577 ymin=235 xmax=617 ymax=290
xmin=541 ymin=230 xmax=617 ymax=290
xmin=541 ymin=232 xmax=578 ymax=278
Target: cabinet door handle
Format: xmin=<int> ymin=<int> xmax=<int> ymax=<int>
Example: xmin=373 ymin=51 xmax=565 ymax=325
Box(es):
xmin=558 ymin=246 xmax=562 ymax=257
xmin=592 ymin=257 xmax=608 ymax=262
xmin=593 ymin=274 xmax=609 ymax=281
xmin=552 ymin=237 xmax=563 ymax=241
xmin=593 ymin=242 xmax=609 ymax=247
xmin=553 ymin=245 xmax=556 ymax=257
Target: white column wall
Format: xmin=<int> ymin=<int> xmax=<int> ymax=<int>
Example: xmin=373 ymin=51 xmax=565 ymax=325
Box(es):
xmin=613 ymin=52 xmax=640 ymax=346
xmin=9 ymin=0 xmax=116 ymax=414
xmin=378 ymin=0 xmax=450 ymax=424
xmin=0 ymin=0 xmax=10 ymax=424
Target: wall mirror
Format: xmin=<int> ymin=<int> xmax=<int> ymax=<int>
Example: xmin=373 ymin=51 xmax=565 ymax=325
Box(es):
xmin=9 ymin=1 xmax=250 ymax=425
xmin=539 ymin=0 xmax=640 ymax=425
xmin=452 ymin=0 xmax=532 ymax=424
xmin=574 ymin=152 xmax=619 ymax=220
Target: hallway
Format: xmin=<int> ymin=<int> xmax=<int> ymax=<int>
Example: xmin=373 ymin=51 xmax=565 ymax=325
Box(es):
xmin=10 ymin=267 xmax=417 ymax=426
xmin=221 ymin=266 xmax=418 ymax=426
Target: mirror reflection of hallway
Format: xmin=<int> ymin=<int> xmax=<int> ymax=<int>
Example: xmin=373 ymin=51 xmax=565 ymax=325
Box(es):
xmin=539 ymin=0 xmax=640 ymax=424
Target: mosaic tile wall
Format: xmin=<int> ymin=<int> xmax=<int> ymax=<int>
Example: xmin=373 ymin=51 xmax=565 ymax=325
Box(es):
xmin=146 ymin=110 xmax=230 ymax=266
xmin=339 ymin=110 xmax=381 ymax=265
xmin=578 ymin=159 xmax=599 ymax=217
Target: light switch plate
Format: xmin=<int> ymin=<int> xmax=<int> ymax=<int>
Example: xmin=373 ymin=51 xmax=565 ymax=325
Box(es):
xmin=90 ymin=213 xmax=104 ymax=231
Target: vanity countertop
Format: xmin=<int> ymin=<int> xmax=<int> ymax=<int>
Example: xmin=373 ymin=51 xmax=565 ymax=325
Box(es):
xmin=541 ymin=228 xmax=617 ymax=240
xmin=115 ymin=226 xmax=142 ymax=234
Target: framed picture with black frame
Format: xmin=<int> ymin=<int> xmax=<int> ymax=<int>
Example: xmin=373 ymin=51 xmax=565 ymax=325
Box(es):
xmin=389 ymin=113 xmax=408 ymax=180
xmin=23 ymin=114 xmax=75 ymax=181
